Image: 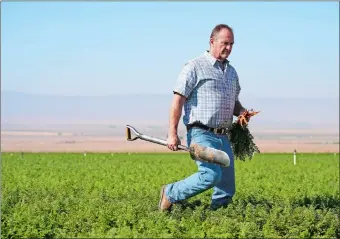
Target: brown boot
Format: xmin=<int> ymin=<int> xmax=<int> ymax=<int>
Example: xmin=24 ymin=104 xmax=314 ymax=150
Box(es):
xmin=158 ymin=186 xmax=172 ymax=211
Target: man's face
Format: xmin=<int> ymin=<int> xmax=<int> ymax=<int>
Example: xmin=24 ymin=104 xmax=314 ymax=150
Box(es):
xmin=210 ymin=28 xmax=234 ymax=61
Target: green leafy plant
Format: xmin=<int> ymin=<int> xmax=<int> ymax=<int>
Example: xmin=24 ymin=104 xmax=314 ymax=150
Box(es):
xmin=228 ymin=121 xmax=260 ymax=161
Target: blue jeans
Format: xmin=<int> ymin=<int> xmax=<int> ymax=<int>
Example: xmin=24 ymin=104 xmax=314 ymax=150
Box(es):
xmin=165 ymin=127 xmax=235 ymax=209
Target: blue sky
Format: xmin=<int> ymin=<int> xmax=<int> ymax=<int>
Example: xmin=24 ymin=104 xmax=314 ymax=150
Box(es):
xmin=2 ymin=2 xmax=339 ymax=98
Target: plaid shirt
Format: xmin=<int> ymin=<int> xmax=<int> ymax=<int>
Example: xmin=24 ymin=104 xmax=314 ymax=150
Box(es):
xmin=174 ymin=51 xmax=241 ymax=129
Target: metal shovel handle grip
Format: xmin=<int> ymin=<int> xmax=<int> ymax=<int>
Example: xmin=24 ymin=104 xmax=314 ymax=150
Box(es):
xmin=126 ymin=126 xmax=138 ymax=141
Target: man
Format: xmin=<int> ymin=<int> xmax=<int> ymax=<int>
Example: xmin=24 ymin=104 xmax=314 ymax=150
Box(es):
xmin=159 ymin=24 xmax=253 ymax=211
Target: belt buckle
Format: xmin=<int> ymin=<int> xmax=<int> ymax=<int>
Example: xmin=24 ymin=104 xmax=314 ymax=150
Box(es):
xmin=213 ymin=128 xmax=221 ymax=134
xmin=215 ymin=128 xmax=227 ymax=135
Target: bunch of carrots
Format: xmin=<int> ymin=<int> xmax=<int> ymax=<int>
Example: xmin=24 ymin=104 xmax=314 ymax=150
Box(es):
xmin=227 ymin=109 xmax=260 ymax=161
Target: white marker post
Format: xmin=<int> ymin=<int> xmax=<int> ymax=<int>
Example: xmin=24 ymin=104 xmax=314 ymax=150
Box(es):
xmin=293 ymin=149 xmax=297 ymax=165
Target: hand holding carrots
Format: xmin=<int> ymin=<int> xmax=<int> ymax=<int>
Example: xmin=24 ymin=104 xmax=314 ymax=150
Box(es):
xmin=237 ymin=109 xmax=260 ymax=126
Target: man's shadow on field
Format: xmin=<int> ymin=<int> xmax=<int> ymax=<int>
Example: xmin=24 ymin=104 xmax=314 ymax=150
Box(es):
xmin=173 ymin=194 xmax=340 ymax=211
xmin=175 ymin=199 xmax=231 ymax=211
xmin=176 ymin=200 xmax=206 ymax=210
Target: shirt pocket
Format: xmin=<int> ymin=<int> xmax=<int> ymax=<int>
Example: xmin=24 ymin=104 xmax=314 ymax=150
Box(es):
xmin=196 ymin=71 xmax=223 ymax=92
xmin=197 ymin=69 xmax=220 ymax=82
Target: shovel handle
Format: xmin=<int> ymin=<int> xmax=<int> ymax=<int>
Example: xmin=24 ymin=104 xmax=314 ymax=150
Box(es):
xmin=125 ymin=125 xmax=187 ymax=150
xmin=138 ymin=134 xmax=188 ymax=151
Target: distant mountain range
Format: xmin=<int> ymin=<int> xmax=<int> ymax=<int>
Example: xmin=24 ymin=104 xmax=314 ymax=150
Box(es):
xmin=1 ymin=90 xmax=339 ymax=132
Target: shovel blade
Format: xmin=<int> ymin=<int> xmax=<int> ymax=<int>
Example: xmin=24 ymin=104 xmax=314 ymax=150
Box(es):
xmin=189 ymin=143 xmax=230 ymax=167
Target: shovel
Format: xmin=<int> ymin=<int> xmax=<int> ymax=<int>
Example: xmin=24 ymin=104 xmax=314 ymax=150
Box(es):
xmin=126 ymin=125 xmax=230 ymax=167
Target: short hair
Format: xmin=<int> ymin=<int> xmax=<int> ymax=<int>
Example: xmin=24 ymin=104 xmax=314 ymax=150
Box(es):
xmin=210 ymin=24 xmax=234 ymax=40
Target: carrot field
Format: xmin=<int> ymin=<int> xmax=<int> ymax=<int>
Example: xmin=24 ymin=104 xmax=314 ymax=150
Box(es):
xmin=2 ymin=152 xmax=339 ymax=238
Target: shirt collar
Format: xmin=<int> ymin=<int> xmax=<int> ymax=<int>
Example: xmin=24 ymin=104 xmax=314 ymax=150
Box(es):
xmin=204 ymin=50 xmax=229 ymax=67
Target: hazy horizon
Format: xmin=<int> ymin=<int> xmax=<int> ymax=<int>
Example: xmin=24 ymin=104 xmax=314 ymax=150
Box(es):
xmin=2 ymin=91 xmax=339 ymax=133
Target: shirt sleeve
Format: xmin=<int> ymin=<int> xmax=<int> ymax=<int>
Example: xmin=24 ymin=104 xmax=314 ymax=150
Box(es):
xmin=173 ymin=61 xmax=197 ymax=98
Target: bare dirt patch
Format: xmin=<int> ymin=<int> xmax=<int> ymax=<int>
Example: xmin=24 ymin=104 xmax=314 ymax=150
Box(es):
xmin=1 ymin=134 xmax=338 ymax=153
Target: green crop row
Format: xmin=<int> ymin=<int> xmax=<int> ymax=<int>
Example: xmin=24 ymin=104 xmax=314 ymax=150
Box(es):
xmin=2 ymin=152 xmax=339 ymax=238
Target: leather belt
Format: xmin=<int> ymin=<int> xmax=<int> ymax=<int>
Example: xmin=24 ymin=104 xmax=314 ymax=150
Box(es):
xmin=186 ymin=123 xmax=229 ymax=135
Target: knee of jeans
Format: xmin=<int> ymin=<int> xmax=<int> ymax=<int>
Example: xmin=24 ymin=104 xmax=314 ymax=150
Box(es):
xmin=201 ymin=168 xmax=222 ymax=187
